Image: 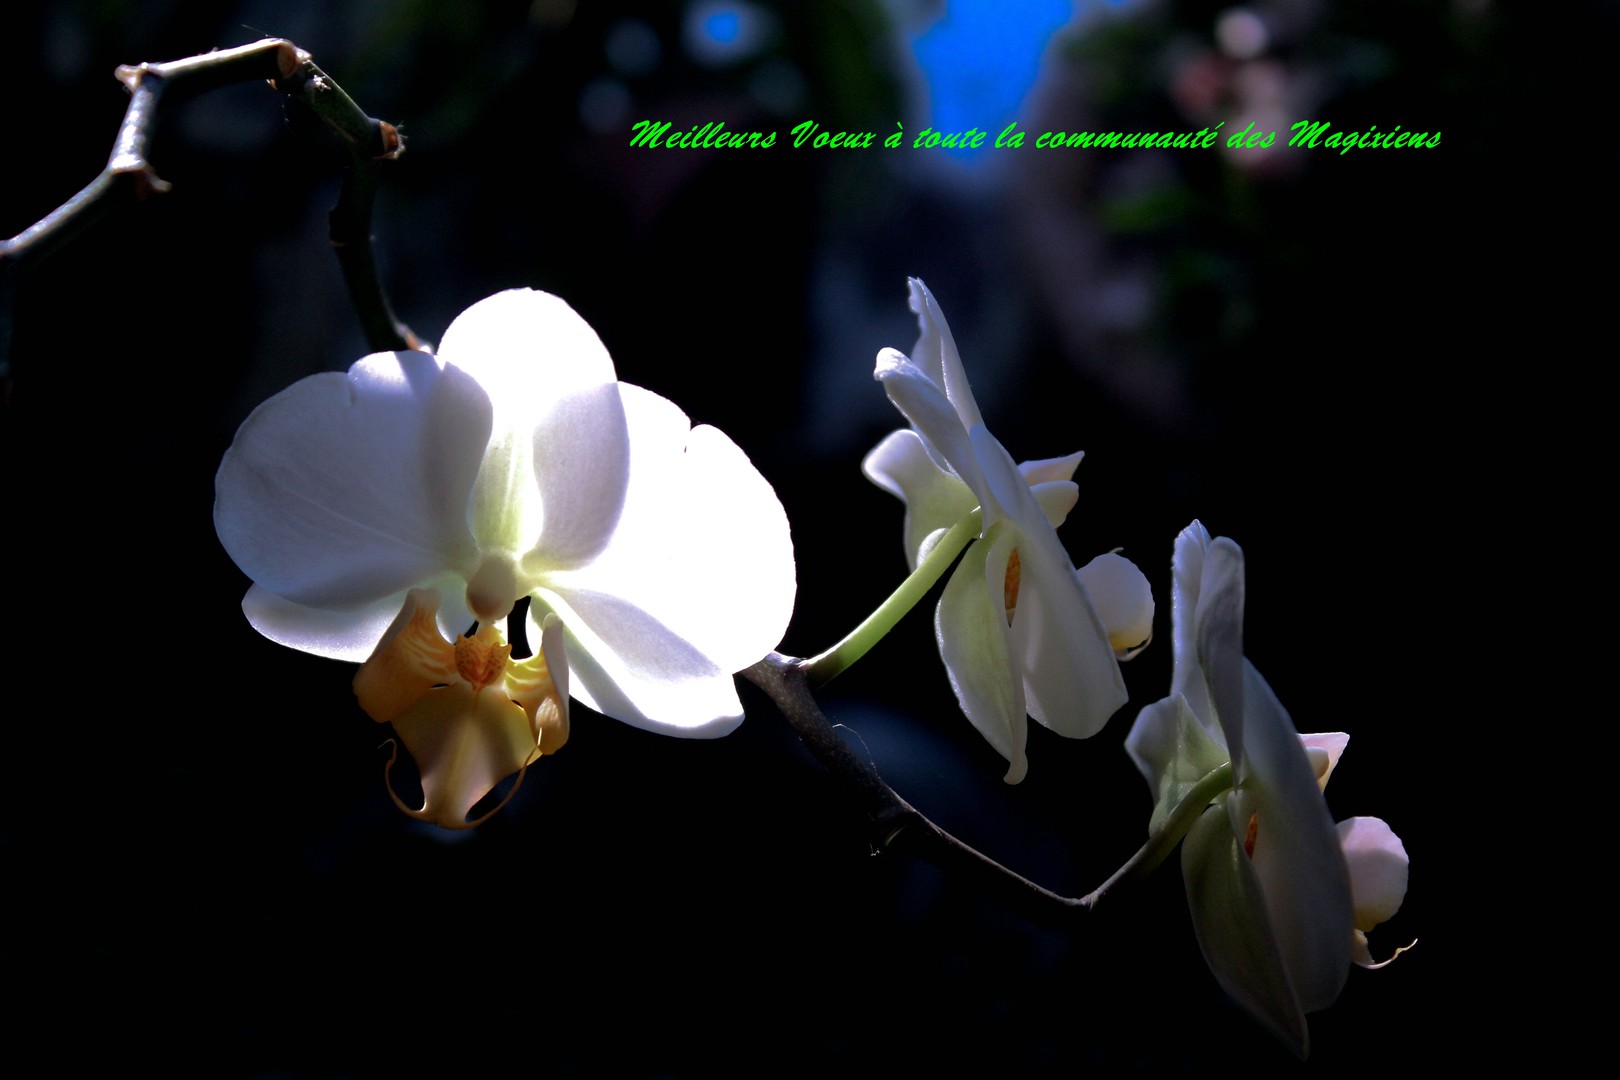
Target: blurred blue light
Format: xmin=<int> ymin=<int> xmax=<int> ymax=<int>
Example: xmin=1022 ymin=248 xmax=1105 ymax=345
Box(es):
xmin=910 ymin=0 xmax=1077 ymax=160
xmin=685 ymin=2 xmax=773 ymax=67
xmin=705 ymin=10 xmax=742 ymax=45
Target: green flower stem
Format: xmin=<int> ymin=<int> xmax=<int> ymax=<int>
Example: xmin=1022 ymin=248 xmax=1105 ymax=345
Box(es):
xmin=1082 ymin=762 xmax=1235 ymax=909
xmin=802 ymin=508 xmax=982 ymax=688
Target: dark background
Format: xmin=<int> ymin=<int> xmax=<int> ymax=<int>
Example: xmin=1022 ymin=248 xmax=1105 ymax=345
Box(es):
xmin=2 ymin=1 xmax=1563 ymax=1075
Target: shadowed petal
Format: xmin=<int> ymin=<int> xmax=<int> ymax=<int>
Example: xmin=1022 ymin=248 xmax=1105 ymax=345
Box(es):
xmin=1028 ymin=480 xmax=1079 ymax=528
xmin=1124 ymin=693 xmax=1230 ymax=834
xmin=863 ymin=428 xmax=978 ymax=568
xmin=1170 ymin=520 xmax=1216 ymax=732
xmin=937 ymin=527 xmax=1028 ymax=782
xmin=875 ymin=349 xmax=990 ymax=512
xmin=1017 ymin=450 xmax=1084 ymax=486
xmin=1183 ymin=806 xmax=1312 ymax=1058
xmin=1231 ymin=661 xmax=1353 ymax=1014
xmin=1010 ymin=539 xmax=1129 ymax=739
xmin=1077 ymin=552 xmax=1155 ymax=658
xmin=1198 ymin=541 xmax=1353 ymax=1016
xmin=907 ymin=278 xmax=984 ymax=431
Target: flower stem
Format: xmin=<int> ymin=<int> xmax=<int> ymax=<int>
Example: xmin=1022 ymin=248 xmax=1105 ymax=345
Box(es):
xmin=1082 ymin=762 xmax=1234 ymax=908
xmin=802 ymin=508 xmax=982 ymax=688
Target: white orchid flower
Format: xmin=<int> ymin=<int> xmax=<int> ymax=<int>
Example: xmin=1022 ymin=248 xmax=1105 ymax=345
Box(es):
xmin=862 ymin=279 xmax=1151 ymax=783
xmin=215 ymin=288 xmax=796 ymax=826
xmin=1124 ymin=521 xmax=1409 ymax=1056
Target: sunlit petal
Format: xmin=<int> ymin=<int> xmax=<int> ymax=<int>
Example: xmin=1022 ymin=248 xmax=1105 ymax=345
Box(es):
xmin=437 ymin=289 xmax=632 ymax=568
xmin=215 ymin=351 xmax=488 ymax=609
xmin=543 ymin=383 xmax=795 ymax=676
xmin=531 ymin=588 xmax=744 ymax=737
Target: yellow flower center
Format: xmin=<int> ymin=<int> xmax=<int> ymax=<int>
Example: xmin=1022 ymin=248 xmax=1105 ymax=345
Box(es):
xmin=1003 ymin=548 xmax=1021 ymax=625
xmin=455 ymin=625 xmax=511 ymax=690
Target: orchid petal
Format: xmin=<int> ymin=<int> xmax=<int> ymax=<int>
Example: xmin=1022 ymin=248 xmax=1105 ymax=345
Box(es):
xmin=1009 ymin=536 xmax=1129 ymax=739
xmin=521 ymin=381 xmax=793 ymax=737
xmin=352 ymin=589 xmax=460 ymax=722
xmin=214 ymin=351 xmax=488 ymax=610
xmin=1301 ymin=732 xmax=1350 ymax=789
xmin=874 ymin=349 xmax=991 ymax=513
xmin=1076 ymin=552 xmax=1155 ymax=659
xmin=1017 ymin=450 xmax=1084 ymax=487
xmin=862 ymin=428 xmax=977 ymax=568
xmin=1198 ymin=540 xmax=1353 ymax=1017
xmin=1338 ymin=817 xmax=1409 ymax=933
xmin=437 ymin=289 xmax=632 ymax=569
xmin=531 ymin=587 xmax=744 ymax=737
xmin=1230 ymin=661 xmax=1354 ymax=1014
xmin=907 ymin=278 xmax=984 ymax=431
xmin=1028 ymin=480 xmax=1079 ymax=528
xmin=543 ymin=383 xmax=795 ymax=676
xmin=936 ymin=527 xmax=1028 ymax=782
xmin=1124 ymin=693 xmax=1231 ymax=834
xmin=1170 ymin=520 xmax=1215 ymax=733
xmin=241 ymin=575 xmax=474 ymax=663
xmin=1183 ymin=805 xmax=1312 ymax=1058
xmin=968 ymin=424 xmax=1029 ymax=528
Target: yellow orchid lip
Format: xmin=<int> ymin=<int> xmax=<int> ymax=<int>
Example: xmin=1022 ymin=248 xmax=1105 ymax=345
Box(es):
xmin=355 ymin=588 xmax=568 ymax=829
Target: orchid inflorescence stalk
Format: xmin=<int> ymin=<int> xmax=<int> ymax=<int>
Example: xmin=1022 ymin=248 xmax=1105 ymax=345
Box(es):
xmin=7 ymin=40 xmax=1414 ymax=1058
